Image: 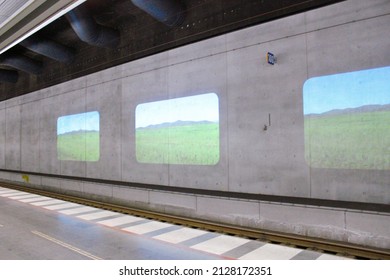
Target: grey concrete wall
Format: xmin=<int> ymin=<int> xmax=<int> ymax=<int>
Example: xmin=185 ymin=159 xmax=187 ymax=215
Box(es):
xmin=0 ymin=0 xmax=389 ymax=248
xmin=0 ymin=105 xmax=6 ymax=169
xmin=5 ymin=103 xmax=21 ymax=170
xmin=21 ymin=100 xmax=40 ymax=173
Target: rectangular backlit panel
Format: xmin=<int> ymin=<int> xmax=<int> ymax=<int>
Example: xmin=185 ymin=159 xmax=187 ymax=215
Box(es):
xmin=57 ymin=111 xmax=100 ymax=161
xmin=303 ymin=66 xmax=390 ymax=170
xmin=136 ymin=93 xmax=220 ymax=165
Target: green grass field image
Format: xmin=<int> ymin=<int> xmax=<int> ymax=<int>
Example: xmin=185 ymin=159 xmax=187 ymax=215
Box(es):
xmin=305 ymin=110 xmax=390 ymax=170
xmin=303 ymin=66 xmax=390 ymax=170
xmin=136 ymin=121 xmax=219 ymax=165
xmin=136 ymin=93 xmax=220 ymax=165
xmin=57 ymin=111 xmax=100 ymax=162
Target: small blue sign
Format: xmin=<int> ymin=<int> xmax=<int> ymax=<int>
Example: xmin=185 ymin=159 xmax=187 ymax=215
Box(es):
xmin=267 ymin=52 xmax=276 ymax=65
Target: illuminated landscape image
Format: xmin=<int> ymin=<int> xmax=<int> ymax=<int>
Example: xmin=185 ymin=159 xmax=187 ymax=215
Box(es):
xmin=136 ymin=93 xmax=220 ymax=165
xmin=303 ymin=66 xmax=390 ymax=170
xmin=57 ymin=111 xmax=100 ymax=161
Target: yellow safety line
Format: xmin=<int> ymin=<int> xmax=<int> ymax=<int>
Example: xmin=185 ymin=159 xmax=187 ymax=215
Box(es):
xmin=31 ymin=230 xmax=102 ymax=260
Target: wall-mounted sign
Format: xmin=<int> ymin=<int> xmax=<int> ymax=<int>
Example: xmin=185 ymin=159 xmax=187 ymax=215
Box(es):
xmin=267 ymin=52 xmax=276 ymax=65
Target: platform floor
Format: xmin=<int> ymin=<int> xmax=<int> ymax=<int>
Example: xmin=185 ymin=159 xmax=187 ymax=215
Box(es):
xmin=0 ymin=186 xmax=350 ymax=260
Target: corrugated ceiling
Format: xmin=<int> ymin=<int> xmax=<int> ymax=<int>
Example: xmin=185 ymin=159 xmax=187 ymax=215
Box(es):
xmin=0 ymin=0 xmax=346 ymax=101
xmin=0 ymin=0 xmax=30 ymax=27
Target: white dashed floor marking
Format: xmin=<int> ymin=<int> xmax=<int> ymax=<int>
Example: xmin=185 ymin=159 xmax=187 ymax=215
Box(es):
xmin=122 ymin=220 xmax=172 ymax=235
xmin=0 ymin=190 xmax=22 ymax=195
xmin=31 ymin=199 xmax=65 ymax=206
xmin=0 ymin=191 xmax=24 ymax=197
xmin=98 ymin=215 xmax=143 ymax=227
xmin=239 ymin=243 xmax=302 ymax=260
xmin=154 ymin=227 xmax=208 ymax=244
xmin=316 ymin=254 xmax=350 ymax=260
xmin=59 ymin=206 xmax=98 ymax=215
xmin=44 ymin=202 xmax=80 ymax=210
xmin=8 ymin=194 xmax=40 ymax=200
xmin=77 ymin=210 xmax=119 ymax=221
xmin=19 ymin=196 xmax=52 ymax=203
xmin=191 ymin=235 xmax=251 ymax=255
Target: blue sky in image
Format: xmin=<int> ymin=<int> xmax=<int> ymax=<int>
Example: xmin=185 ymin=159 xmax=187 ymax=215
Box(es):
xmin=303 ymin=66 xmax=390 ymax=115
xmin=136 ymin=93 xmax=219 ymax=128
xmin=57 ymin=111 xmax=100 ymax=135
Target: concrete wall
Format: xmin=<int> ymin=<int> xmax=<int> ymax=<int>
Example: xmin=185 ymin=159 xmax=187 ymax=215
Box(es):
xmin=0 ymin=0 xmax=389 ymax=248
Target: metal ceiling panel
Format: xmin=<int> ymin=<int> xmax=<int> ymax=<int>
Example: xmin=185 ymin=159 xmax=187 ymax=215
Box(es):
xmin=0 ymin=0 xmax=85 ymax=54
xmin=0 ymin=0 xmax=30 ymax=27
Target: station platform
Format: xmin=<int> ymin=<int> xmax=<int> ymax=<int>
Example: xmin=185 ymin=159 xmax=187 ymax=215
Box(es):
xmin=0 ymin=186 xmax=350 ymax=260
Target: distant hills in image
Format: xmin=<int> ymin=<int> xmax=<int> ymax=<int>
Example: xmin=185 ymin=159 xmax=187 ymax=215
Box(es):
xmin=58 ymin=129 xmax=99 ymax=136
xmin=305 ymin=104 xmax=390 ymax=117
xmin=304 ymin=102 xmax=390 ymax=170
xmin=137 ymin=120 xmax=217 ymax=130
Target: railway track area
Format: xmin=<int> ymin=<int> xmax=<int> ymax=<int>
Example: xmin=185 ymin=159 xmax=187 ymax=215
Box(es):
xmin=1 ymin=181 xmax=389 ymax=260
